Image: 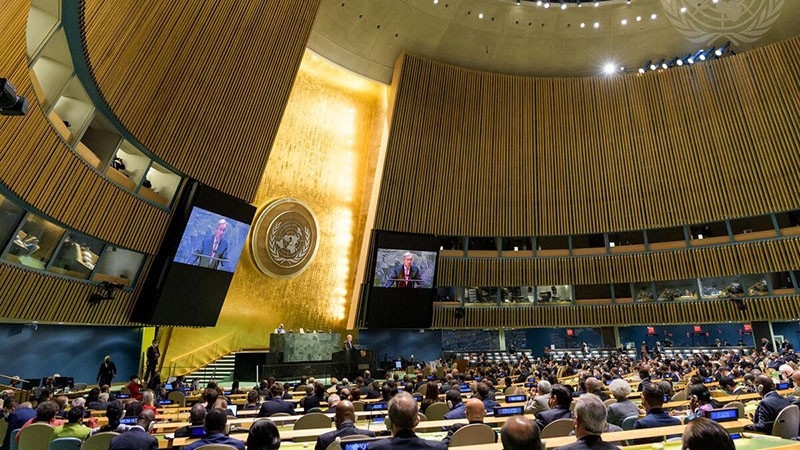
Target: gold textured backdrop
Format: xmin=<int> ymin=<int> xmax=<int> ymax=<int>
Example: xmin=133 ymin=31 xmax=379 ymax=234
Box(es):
xmin=164 ymin=51 xmax=388 ymax=369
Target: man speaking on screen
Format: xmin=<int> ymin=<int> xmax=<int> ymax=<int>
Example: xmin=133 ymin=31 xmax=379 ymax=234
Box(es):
xmin=192 ymin=219 xmax=229 ymax=269
xmin=385 ymin=252 xmax=422 ymax=288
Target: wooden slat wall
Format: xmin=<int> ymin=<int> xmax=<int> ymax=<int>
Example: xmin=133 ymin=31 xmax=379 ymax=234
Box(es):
xmin=437 ymin=237 xmax=800 ymax=287
xmin=0 ymin=263 xmax=144 ymax=325
xmin=432 ymin=296 xmax=800 ymax=329
xmin=0 ymin=0 xmax=168 ymax=254
xmin=81 ymin=0 xmax=322 ymax=202
xmin=376 ymin=39 xmax=800 ymax=236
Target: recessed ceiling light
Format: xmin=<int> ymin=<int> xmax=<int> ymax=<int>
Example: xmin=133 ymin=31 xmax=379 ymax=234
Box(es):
xmin=593 ymin=22 xmax=599 ymax=28
xmin=621 ymin=19 xmax=627 ymax=25
xmin=651 ymin=13 xmax=657 ymax=19
xmin=636 ymin=16 xmax=641 ymax=21
xmin=478 ymin=12 xmax=484 ymax=19
xmin=580 ymin=22 xmax=585 ymax=28
xmin=603 ymin=63 xmax=616 ymax=75
xmin=680 ymin=6 xmax=687 ymax=13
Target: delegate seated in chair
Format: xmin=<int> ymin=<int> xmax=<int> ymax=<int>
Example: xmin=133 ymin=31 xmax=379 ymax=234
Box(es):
xmin=315 ymin=401 xmax=374 ymax=450
xmin=442 ymin=399 xmax=497 ymax=446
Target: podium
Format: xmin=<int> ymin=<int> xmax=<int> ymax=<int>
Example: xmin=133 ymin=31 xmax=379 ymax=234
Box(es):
xmin=269 ymin=332 xmax=341 ymax=362
xmin=332 ymin=349 xmax=377 ymax=378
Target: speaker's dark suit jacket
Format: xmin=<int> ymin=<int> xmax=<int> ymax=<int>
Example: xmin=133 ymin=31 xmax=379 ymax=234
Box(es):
xmin=368 ymin=430 xmax=446 ymax=450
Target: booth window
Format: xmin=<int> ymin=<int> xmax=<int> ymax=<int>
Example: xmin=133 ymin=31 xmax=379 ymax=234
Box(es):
xmin=3 ymin=213 xmax=65 ymax=270
xmin=48 ymin=231 xmax=104 ymax=279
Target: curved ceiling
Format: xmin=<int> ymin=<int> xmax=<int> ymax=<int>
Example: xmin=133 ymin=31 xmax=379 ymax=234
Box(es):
xmin=308 ymin=0 xmax=800 ymax=83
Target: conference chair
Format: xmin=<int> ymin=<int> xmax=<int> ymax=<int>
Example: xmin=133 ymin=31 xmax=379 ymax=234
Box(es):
xmin=18 ymin=423 xmax=54 ymax=450
xmin=416 ymin=384 xmax=428 ymax=396
xmin=620 ymin=415 xmax=639 ymax=431
xmin=448 ymin=423 xmax=497 ymax=447
xmin=503 ymin=386 xmax=522 ymax=396
xmin=81 ymin=432 xmax=119 ymax=450
xmin=167 ymin=390 xmax=186 ymax=407
xmin=417 ymin=412 xmax=427 ymax=422
xmin=351 ymin=401 xmax=365 ymax=412
xmin=269 ymin=412 xmax=291 ymax=417
xmin=0 ymin=421 xmax=7 ymax=447
xmin=603 ymin=399 xmax=616 ymax=407
xmin=423 ymin=402 xmax=449 ymax=421
xmin=195 ymin=445 xmax=239 ymax=450
xmin=48 ymin=438 xmax=82 ymax=450
xmin=771 ymin=404 xmax=799 ymax=439
xmin=10 ymin=429 xmax=20 ymax=450
xmin=671 ymin=390 xmax=686 ymax=401
xmin=540 ymin=418 xmax=574 ymax=438
xmin=293 ymin=412 xmax=333 ymax=442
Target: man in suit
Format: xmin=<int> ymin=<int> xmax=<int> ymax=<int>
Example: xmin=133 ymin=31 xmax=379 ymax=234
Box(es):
xmin=108 ymin=410 xmax=158 ymax=450
xmin=501 ymin=416 xmax=543 ymax=450
xmin=584 ymin=378 xmax=610 ymax=402
xmin=555 ymin=395 xmax=618 ymax=450
xmin=344 ymin=334 xmax=355 ymax=351
xmin=315 ymin=400 xmax=375 ymax=450
xmin=474 ymin=382 xmax=498 ymax=411
xmin=257 ymin=384 xmax=296 ymax=417
xmin=744 ymin=375 xmax=792 ymax=433
xmin=632 ymin=383 xmax=680 ymax=444
xmin=384 ymin=252 xmax=422 ymax=288
xmin=442 ymin=390 xmax=466 ymax=420
xmin=535 ymin=384 xmax=572 ymax=430
xmin=192 ymin=219 xmax=230 ymax=269
xmin=441 ymin=399 xmax=497 ymax=446
xmin=2 ymin=401 xmax=35 ymax=450
xmin=174 ymin=404 xmax=207 ymax=438
xmin=185 ymin=409 xmax=244 ymax=450
xmin=144 ymin=340 xmax=160 ymax=382
xmin=525 ymin=380 xmax=552 ymax=415
xmin=368 ymin=392 xmax=446 ymax=450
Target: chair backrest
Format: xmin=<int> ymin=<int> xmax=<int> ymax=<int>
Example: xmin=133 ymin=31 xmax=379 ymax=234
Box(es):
xmin=724 ymin=401 xmax=745 ymax=421
xmin=73 ymin=383 xmax=87 ymax=392
xmin=81 ymin=432 xmax=119 ymax=450
xmin=167 ymin=390 xmax=186 ymax=407
xmin=503 ymin=386 xmax=520 ymax=396
xmin=671 ymin=390 xmax=687 ymax=401
xmin=19 ymin=423 xmax=54 ymax=450
xmin=415 ymin=384 xmax=428 ymax=396
xmin=709 ymin=390 xmax=727 ymax=398
xmin=10 ymin=429 xmax=20 ymax=450
xmin=417 ymin=413 xmax=427 ymax=422
xmin=603 ymin=398 xmax=617 ymax=407
xmin=540 ymin=418 xmax=574 ymax=439
xmin=118 ymin=387 xmax=130 ymax=395
xmin=423 ymin=402 xmax=449 ymax=421
xmin=448 ymin=423 xmax=497 ymax=447
xmin=269 ymin=412 xmax=290 ymax=417
xmin=620 ymin=415 xmax=639 ymax=431
xmin=194 ymin=445 xmax=240 ymax=450
xmin=772 ymin=404 xmax=800 ymax=439
xmin=351 ymin=401 xmax=365 ymax=412
xmin=306 ymin=407 xmax=322 ymax=414
xmin=293 ymin=412 xmax=332 ymax=430
xmin=0 ymin=421 xmax=8 ymax=446
xmin=48 ymin=438 xmax=82 ymax=450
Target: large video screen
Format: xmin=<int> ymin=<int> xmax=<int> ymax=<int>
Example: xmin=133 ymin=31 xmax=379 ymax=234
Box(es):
xmin=173 ymin=207 xmax=250 ymax=274
xmin=373 ymin=249 xmax=436 ymax=289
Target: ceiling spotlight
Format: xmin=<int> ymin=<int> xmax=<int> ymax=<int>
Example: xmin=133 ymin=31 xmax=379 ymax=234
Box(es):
xmin=580 ymin=22 xmax=585 ymax=28
xmin=676 ymin=53 xmax=691 ymax=66
xmin=687 ymin=50 xmax=703 ymax=64
xmin=621 ymin=19 xmax=627 ymax=25
xmin=593 ymin=0 xmax=599 ymax=7
xmin=544 ymin=1 xmax=550 ymax=8
xmin=639 ymin=61 xmax=651 ymax=74
xmin=603 ymin=63 xmax=617 ymax=75
xmin=626 ymin=0 xmax=631 ymax=4
xmin=0 ymin=78 xmax=29 ymax=116
xmin=651 ymin=13 xmax=657 ymax=19
xmin=699 ymin=46 xmax=715 ymax=61
xmin=665 ymin=57 xmax=678 ymax=69
xmin=516 ymin=0 xmax=521 ymax=5
xmin=537 ymin=0 xmax=543 ymax=5
xmin=636 ymin=16 xmax=641 ymax=22
xmin=560 ymin=1 xmax=567 ymax=10
xmin=680 ymin=6 xmax=687 ymax=13
xmin=652 ymin=58 xmax=665 ymax=70
xmin=478 ymin=12 xmax=484 ymax=18
xmin=577 ymin=0 xmax=582 ymax=7
xmin=715 ymin=41 xmax=731 ymax=56
xmin=593 ymin=22 xmax=599 ymax=28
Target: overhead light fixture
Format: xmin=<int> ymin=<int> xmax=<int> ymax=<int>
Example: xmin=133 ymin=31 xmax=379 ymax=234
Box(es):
xmin=544 ymin=1 xmax=550 ymax=8
xmin=676 ymin=53 xmax=691 ymax=66
xmin=0 ymin=78 xmax=29 ymax=116
xmin=699 ymin=46 xmax=715 ymax=61
xmin=594 ymin=0 xmax=599 ymax=7
xmin=638 ymin=61 xmax=650 ymax=74
xmin=560 ymin=0 xmax=567 ymax=9
xmin=652 ymin=58 xmax=665 ymax=70
xmin=687 ymin=49 xmax=703 ymax=64
xmin=603 ymin=63 xmax=617 ymax=75
xmin=715 ymin=41 xmax=731 ymax=56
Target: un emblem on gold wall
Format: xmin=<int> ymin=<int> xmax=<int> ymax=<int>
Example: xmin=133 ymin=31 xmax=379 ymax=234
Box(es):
xmin=661 ymin=0 xmax=784 ymax=45
xmin=251 ymin=199 xmax=319 ymax=278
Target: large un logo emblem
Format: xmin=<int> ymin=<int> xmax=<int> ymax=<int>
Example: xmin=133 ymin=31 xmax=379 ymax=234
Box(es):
xmin=661 ymin=0 xmax=784 ymax=45
xmin=251 ymin=199 xmax=319 ymax=278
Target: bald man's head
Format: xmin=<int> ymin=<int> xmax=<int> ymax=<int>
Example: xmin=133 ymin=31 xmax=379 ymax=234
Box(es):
xmin=501 ymin=416 xmax=543 ymax=450
xmin=335 ymin=400 xmax=356 ymax=427
xmin=465 ymin=398 xmax=486 ymax=423
xmin=387 ymin=392 xmax=419 ymax=434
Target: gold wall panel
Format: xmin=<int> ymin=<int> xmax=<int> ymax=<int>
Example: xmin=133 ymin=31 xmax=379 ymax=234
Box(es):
xmin=164 ymin=51 xmax=388 ymax=365
xmin=432 ymin=296 xmax=800 ymax=329
xmin=81 ymin=0 xmax=322 ymax=202
xmin=437 ymin=237 xmax=800 ymax=286
xmin=377 ymin=42 xmax=800 ymax=236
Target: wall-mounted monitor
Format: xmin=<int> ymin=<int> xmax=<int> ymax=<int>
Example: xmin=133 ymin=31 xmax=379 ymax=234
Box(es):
xmin=132 ymin=180 xmax=256 ymax=326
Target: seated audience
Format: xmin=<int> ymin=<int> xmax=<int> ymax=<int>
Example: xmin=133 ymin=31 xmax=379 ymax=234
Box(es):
xmin=368 ymin=392 xmax=446 ymax=450
xmin=744 ymin=375 xmax=792 ymax=433
xmin=315 ymin=400 xmax=375 ymax=450
xmin=686 ymin=384 xmax=719 ymax=420
xmin=2 ymin=401 xmax=35 ymax=450
xmin=474 ymin=382 xmax=498 ymax=411
xmin=94 ymin=400 xmax=124 ymax=433
xmin=185 ymin=409 xmax=244 ymax=450
xmin=51 ymin=406 xmax=91 ymax=441
xmin=54 ymin=396 xmax=68 ymax=419
xmin=420 ymin=382 xmax=439 ymax=415
xmin=87 ymin=392 xmax=109 ymax=411
xmin=258 ymin=384 xmax=296 ymax=417
xmin=244 ymin=390 xmax=260 ymax=410
xmin=606 ymin=379 xmax=639 ymax=428
xmin=501 ymin=416 xmax=543 ymax=450
xmin=141 ymin=390 xmax=157 ymax=414
xmin=108 ymin=411 xmax=157 ymax=450
xmin=247 ymin=419 xmax=281 ymax=450
xmin=556 ymin=395 xmax=618 ymax=450
xmin=442 ymin=390 xmax=465 ymax=420
xmin=682 ymin=417 xmax=735 ymax=450
xmin=174 ymin=404 xmax=207 ymax=438
xmin=632 ymin=383 xmax=680 ymax=444
xmin=584 ymin=378 xmax=609 ymax=401
xmin=202 ymin=388 xmax=219 ymax=409
xmin=525 ymin=380 xmax=552 ymax=415
xmin=535 ymin=384 xmax=572 ymax=430
xmin=441 ymin=398 xmax=497 ymax=446
xmin=127 ymin=375 xmax=143 ymax=401
xmin=324 ymin=394 xmax=341 ymax=413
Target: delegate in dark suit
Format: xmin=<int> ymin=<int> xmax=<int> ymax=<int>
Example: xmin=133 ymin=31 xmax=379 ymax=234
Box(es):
xmin=556 ymin=435 xmax=619 ymax=450
xmin=192 ymin=236 xmax=229 ymax=269
xmin=108 ymin=427 xmax=158 ymax=450
xmin=384 ymin=252 xmax=422 ymax=288
xmin=535 ymin=407 xmax=572 ymax=430
xmin=369 ymin=429 xmax=446 ymax=450
xmin=370 ymin=392 xmax=446 ymax=450
xmin=316 ymin=422 xmax=375 ymax=450
xmin=744 ymin=376 xmax=792 ymax=434
xmin=2 ymin=404 xmax=36 ymax=450
xmin=257 ymin=397 xmax=296 ymax=417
